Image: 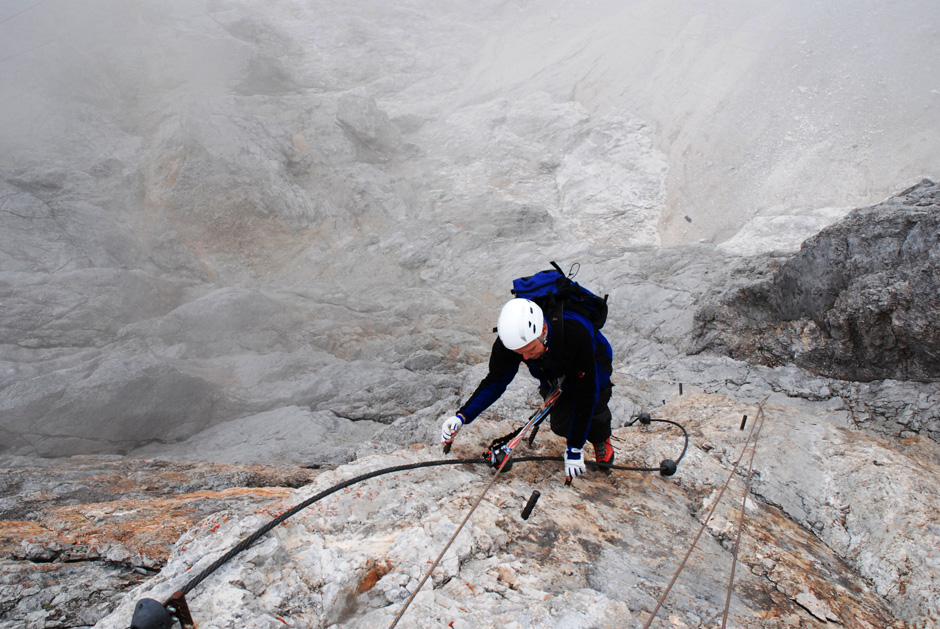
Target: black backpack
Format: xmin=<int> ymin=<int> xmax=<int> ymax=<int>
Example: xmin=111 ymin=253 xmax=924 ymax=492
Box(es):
xmin=509 ymin=261 xmax=608 ymax=334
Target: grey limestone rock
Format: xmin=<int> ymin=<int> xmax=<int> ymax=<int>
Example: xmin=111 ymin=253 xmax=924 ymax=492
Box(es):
xmin=1 ymin=1 xmax=939 ymax=626
xmin=692 ymin=180 xmax=940 ymax=384
xmin=92 ymin=391 xmax=940 ymax=628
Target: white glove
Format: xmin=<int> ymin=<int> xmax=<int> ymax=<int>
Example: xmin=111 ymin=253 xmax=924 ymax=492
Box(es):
xmin=441 ymin=415 xmax=464 ymax=443
xmin=565 ymin=447 xmax=585 ymax=479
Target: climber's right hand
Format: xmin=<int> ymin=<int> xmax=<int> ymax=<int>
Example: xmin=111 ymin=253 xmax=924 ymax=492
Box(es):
xmin=441 ymin=414 xmax=464 ymax=445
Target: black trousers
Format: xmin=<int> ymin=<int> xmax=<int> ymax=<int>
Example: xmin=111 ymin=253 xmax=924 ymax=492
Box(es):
xmin=548 ymin=385 xmax=612 ymax=446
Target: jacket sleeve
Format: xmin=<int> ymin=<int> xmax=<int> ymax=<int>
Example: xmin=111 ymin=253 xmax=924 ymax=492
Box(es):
xmin=558 ymin=319 xmax=599 ymax=449
xmin=456 ymin=338 xmax=522 ymax=423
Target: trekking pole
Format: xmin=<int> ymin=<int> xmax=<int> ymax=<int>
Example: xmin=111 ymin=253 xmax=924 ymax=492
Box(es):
xmin=389 ymin=385 xmax=562 ymax=628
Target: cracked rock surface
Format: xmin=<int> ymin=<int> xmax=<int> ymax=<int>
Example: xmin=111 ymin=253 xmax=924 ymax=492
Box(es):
xmin=693 ymin=180 xmax=940 ymax=386
xmin=85 ymin=392 xmax=935 ymax=628
xmin=1 ymin=1 xmax=938 ymax=627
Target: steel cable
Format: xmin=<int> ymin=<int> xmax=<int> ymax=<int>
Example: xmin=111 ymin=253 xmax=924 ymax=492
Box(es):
xmin=721 ymin=400 xmax=769 ymax=628
xmin=180 ymin=418 xmax=686 ymax=598
xmin=642 ymin=397 xmax=770 ymax=629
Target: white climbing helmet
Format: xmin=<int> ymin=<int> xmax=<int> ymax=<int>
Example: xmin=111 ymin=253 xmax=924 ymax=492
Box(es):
xmin=497 ymin=298 xmax=544 ymax=350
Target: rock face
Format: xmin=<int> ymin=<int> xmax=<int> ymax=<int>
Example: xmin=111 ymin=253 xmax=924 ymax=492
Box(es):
xmin=6 ymin=393 xmax=918 ymax=629
xmin=1 ymin=0 xmax=935 ymax=462
xmin=0 ymin=0 xmax=669 ymax=459
xmin=0 ymin=456 xmax=315 ymax=628
xmin=1 ymin=1 xmax=939 ymax=628
xmin=692 ymin=180 xmax=940 ymax=384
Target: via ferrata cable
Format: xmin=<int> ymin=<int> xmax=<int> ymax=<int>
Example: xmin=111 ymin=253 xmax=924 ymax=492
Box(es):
xmin=130 ymin=396 xmax=689 ymax=629
xmin=388 ymin=386 xmax=563 ymax=628
xmin=642 ymin=396 xmax=770 ymax=629
xmin=720 ymin=397 xmax=769 ymax=628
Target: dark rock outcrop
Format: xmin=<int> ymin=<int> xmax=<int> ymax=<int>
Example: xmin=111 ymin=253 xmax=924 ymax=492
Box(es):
xmin=693 ymin=180 xmax=940 ymax=383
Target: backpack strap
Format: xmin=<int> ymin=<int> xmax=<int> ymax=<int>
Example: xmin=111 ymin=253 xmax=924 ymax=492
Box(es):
xmin=544 ymin=296 xmax=566 ymax=372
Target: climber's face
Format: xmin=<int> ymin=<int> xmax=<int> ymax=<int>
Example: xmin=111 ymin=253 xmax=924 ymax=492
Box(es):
xmin=513 ymin=323 xmax=548 ymax=361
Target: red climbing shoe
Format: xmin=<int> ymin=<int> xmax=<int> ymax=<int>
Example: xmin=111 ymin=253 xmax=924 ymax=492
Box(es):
xmin=593 ymin=438 xmax=615 ymax=474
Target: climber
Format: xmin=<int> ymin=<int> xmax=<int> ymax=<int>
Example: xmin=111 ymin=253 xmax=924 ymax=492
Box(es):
xmin=441 ymin=297 xmax=614 ymax=480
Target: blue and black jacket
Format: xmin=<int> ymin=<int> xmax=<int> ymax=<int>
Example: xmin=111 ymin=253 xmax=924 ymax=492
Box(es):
xmin=456 ymin=309 xmax=613 ymax=450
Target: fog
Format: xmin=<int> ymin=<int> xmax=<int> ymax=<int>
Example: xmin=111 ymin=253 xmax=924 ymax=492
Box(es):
xmin=1 ymin=0 xmax=939 ymax=460
xmin=4 ymin=5 xmax=940 ymax=625
xmin=2 ymin=0 xmax=937 ymax=246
